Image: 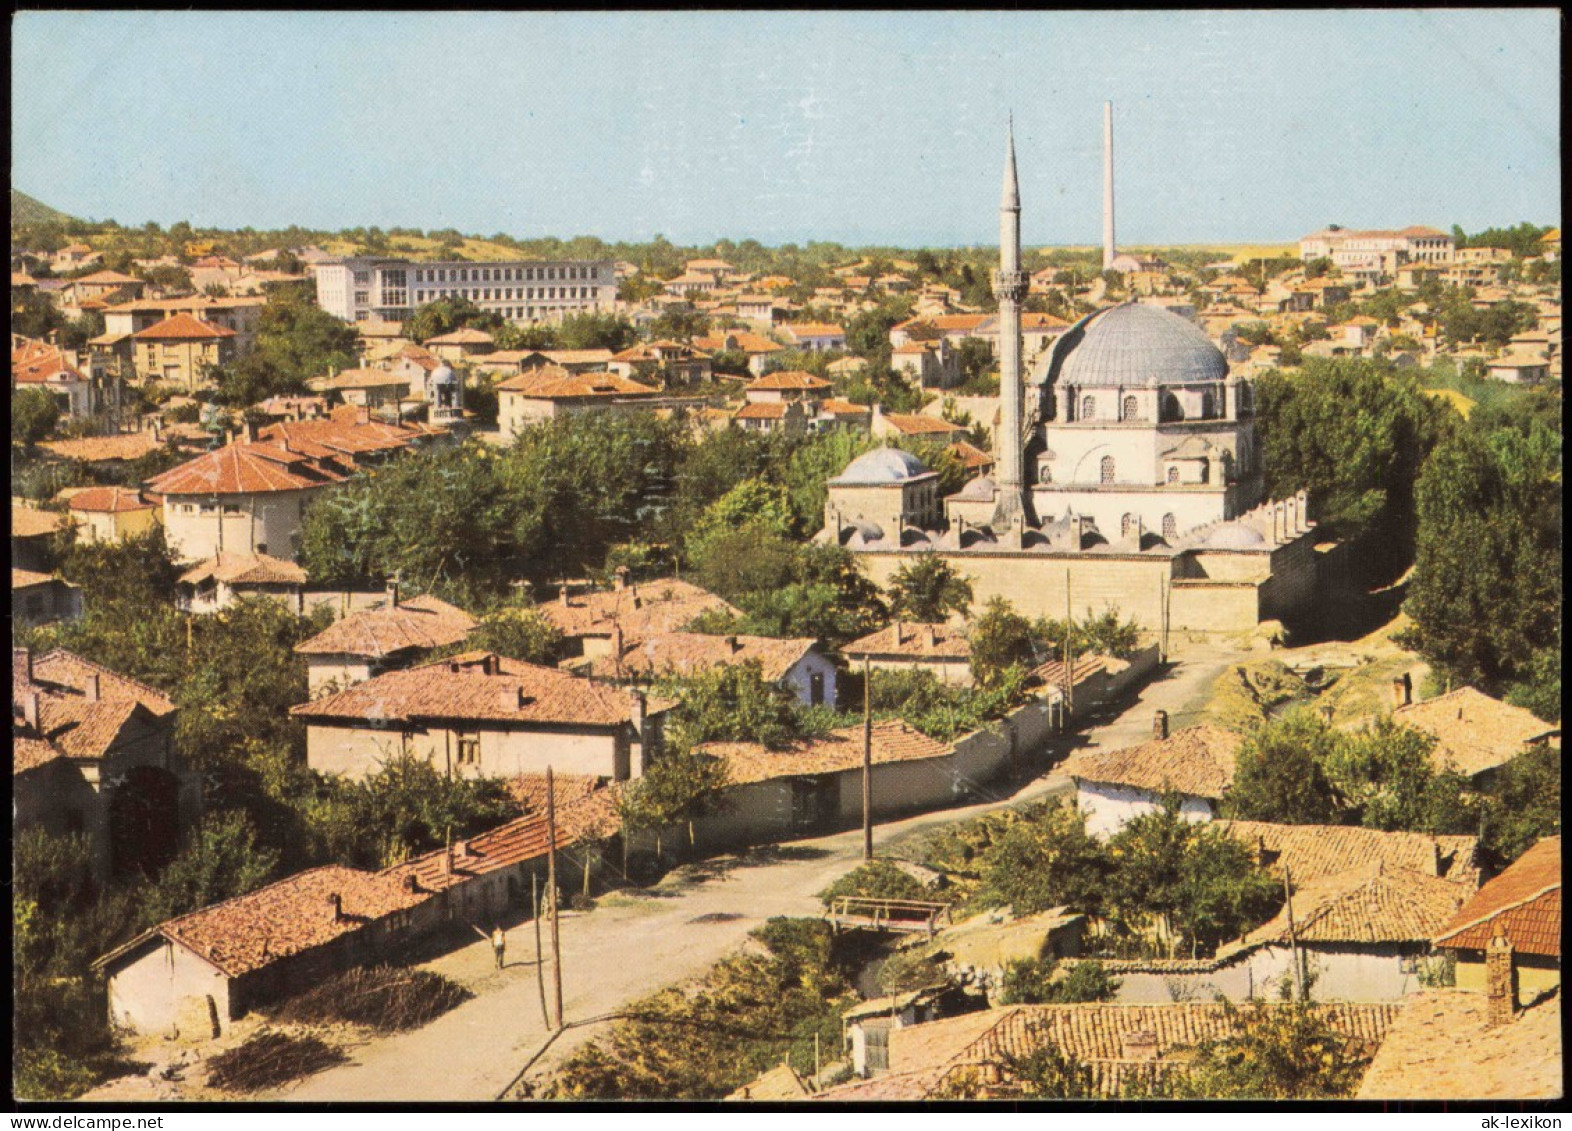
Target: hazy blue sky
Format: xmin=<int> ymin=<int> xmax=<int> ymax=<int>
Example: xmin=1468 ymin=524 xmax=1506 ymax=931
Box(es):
xmin=12 ymin=10 xmax=1561 ymax=248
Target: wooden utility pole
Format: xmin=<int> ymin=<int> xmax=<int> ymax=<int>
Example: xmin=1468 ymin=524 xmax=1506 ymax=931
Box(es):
xmin=1283 ymin=867 xmax=1306 ymax=1002
xmin=862 ymin=656 xmax=873 ymax=862
xmin=546 ymin=766 xmax=564 ymax=1030
xmin=531 ymin=872 xmax=549 ymax=1029
xmin=1064 ymin=570 xmax=1074 ymax=716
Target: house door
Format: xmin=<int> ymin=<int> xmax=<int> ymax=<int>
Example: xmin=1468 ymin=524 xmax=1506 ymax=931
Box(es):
xmin=864 ymin=1023 xmax=891 ymax=1074
xmin=809 ymin=671 xmax=825 ymax=706
xmin=790 ymin=776 xmax=839 ymax=832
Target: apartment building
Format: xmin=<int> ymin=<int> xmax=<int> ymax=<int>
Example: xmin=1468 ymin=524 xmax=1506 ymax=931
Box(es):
xmin=314 ymin=257 xmax=617 ymax=325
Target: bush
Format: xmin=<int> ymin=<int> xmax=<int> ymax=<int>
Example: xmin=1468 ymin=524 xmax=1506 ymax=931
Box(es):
xmin=270 ymin=966 xmax=473 ymax=1033
xmin=999 ymin=956 xmax=1120 ymax=1005
xmin=818 ymin=859 xmax=932 ymax=908
xmin=205 ymin=1031 xmax=349 ymax=1093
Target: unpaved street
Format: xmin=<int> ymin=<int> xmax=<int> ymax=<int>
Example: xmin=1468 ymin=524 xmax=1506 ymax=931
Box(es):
xmin=233 ymin=645 xmax=1235 ymax=1101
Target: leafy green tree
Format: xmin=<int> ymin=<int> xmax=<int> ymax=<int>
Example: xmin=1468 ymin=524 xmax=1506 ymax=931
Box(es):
xmin=969 ymin=596 xmax=1036 ymax=688
xmin=818 ymin=859 xmax=932 ymax=907
xmin=12 ymin=388 xmax=63 ymax=444
xmin=978 ymin=801 xmax=1112 ymax=917
xmin=405 ymin=295 xmax=498 ymax=344
xmin=461 ymin=606 xmax=562 ymax=665
xmin=1161 ymin=1001 xmax=1370 ymax=1098
xmin=888 ymin=553 xmax=974 ymax=622
xmin=619 ymin=750 xmax=731 ymax=858
xmin=998 ymin=956 xmax=1120 ymax=1005
xmin=1477 ymin=743 xmax=1561 ymax=866
xmin=556 ymin=311 xmax=637 ymax=351
xmin=663 ymin=661 xmax=802 ymax=751
xmin=141 ymin=811 xmax=280 ymax=925
xmin=1223 ymin=711 xmax=1341 ymax=825
xmin=1323 ymin=719 xmax=1475 ymax=834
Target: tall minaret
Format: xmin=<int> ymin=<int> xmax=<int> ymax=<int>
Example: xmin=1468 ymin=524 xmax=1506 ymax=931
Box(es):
xmin=990 ymin=118 xmax=1032 ymax=531
xmin=1102 ymin=100 xmax=1116 ymax=271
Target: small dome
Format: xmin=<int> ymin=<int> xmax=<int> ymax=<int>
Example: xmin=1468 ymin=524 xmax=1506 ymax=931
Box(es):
xmin=1204 ymin=523 xmax=1266 ymax=549
xmin=830 ymin=446 xmax=931 ymax=486
xmin=1050 ymin=303 xmax=1228 ymax=389
xmin=431 ymin=362 xmax=457 ymax=384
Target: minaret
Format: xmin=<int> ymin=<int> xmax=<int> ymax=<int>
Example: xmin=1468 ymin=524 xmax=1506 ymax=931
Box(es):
xmin=990 ymin=118 xmax=1032 ymax=531
xmin=1102 ymin=100 xmax=1116 ymax=271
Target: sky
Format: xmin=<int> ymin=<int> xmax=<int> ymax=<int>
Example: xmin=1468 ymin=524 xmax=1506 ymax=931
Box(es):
xmin=11 ymin=10 xmax=1562 ymax=249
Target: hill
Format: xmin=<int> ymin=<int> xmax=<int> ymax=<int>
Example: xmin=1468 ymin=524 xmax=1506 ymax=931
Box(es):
xmin=11 ymin=189 xmax=79 ymax=227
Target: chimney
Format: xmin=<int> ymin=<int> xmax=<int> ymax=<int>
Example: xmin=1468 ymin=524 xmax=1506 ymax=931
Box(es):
xmin=242 ymin=418 xmax=258 ymax=443
xmin=894 ymin=622 xmax=907 ymax=646
xmin=500 ymin=685 xmax=523 ymax=711
xmin=1120 ymin=1030 xmax=1160 ymax=1063
xmin=84 ymin=674 xmax=100 ymax=702
xmin=443 ymin=845 xmax=454 ymax=876
xmin=1392 ymin=673 xmax=1412 ymax=708
xmin=385 ymin=575 xmax=400 ymax=609
xmin=629 ymin=688 xmax=647 ymax=731
xmin=921 ymin=625 xmax=937 ymax=650
xmin=455 ymin=838 xmax=470 ymax=860
xmin=725 ymin=635 xmax=740 ymax=655
xmin=611 ymin=622 xmax=624 ymax=657
xmin=1070 ymin=514 xmax=1086 ymax=552
xmin=327 ymin=893 xmax=343 ymax=923
xmin=1255 ymin=835 xmax=1270 ymax=869
xmin=22 ymin=692 xmax=41 ymax=732
xmin=483 ymin=653 xmax=500 ymax=676
xmin=614 ymin=565 xmax=630 ymax=591
xmin=1430 ymin=840 xmax=1445 ymax=878
xmin=559 ymin=585 xmax=571 ymax=608
xmin=1485 ymin=934 xmax=1517 ymax=1027
xmin=403 ymin=873 xmax=420 ymax=894
xmin=1153 ymin=710 xmax=1169 ymax=741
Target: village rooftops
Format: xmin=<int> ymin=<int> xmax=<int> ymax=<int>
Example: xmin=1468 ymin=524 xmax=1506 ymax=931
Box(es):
xmin=537 ymin=577 xmax=740 ymax=646
xmin=745 ymin=370 xmax=832 ymax=393
xmin=130 ymin=313 xmax=238 ymax=341
xmin=691 ymin=332 xmax=783 ymax=355
xmin=65 ymin=486 xmax=157 ymax=514
xmin=725 ymin=1063 xmax=813 ymax=1102
xmin=844 ymin=622 xmax=970 ymax=661
xmin=13 ymin=647 xmax=176 ymax=765
xmin=610 ymin=340 xmax=710 ymax=363
xmin=819 ymin=398 xmax=871 ymax=417
xmin=38 ymin=431 xmax=166 ymax=463
xmin=312 ymin=367 xmax=412 ymax=392
xmin=1434 ymin=837 xmax=1561 ymax=957
xmin=424 ymin=327 xmax=495 ymax=346
xmin=895 ymin=313 xmax=990 ymax=336
xmin=781 ymin=322 xmax=846 ymax=338
xmin=258 ymin=412 xmax=440 ymax=462
xmin=1028 ymin=652 xmax=1122 ymax=692
xmin=945 ymin=440 xmax=995 ymax=472
xmin=496 ymin=368 xmax=659 ymax=400
xmin=697 ymin=720 xmax=951 ymax=787
xmin=1237 ymin=863 xmax=1468 ymax=949
xmin=1354 ymin=989 xmax=1562 ymax=1100
xmin=1216 ymin=820 xmax=1482 ymax=889
xmin=1392 ymin=686 xmax=1559 ymax=779
xmin=1063 ymin=725 xmax=1241 ymax=801
xmin=178 ymin=552 xmax=310 ymax=588
xmin=291 ymin=652 xmax=675 ymax=729
xmin=11 ymin=503 xmax=69 ymax=539
xmin=294 ymin=593 xmax=478 ymax=660
xmin=877 ymin=412 xmax=968 ymax=437
xmin=144 ymin=440 xmax=350 ymax=497
xmin=579 ymin=631 xmax=819 ymax=684
xmin=11 ymin=343 xmax=85 ymax=385
xmin=733 ymin=402 xmax=791 ymax=421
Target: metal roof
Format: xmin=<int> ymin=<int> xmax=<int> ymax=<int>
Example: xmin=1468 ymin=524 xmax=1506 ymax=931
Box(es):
xmin=1054 ymin=302 xmax=1229 ymax=389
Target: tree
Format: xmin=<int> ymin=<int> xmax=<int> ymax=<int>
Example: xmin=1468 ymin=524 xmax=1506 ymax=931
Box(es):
xmin=888 ymin=553 xmax=974 ymax=622
xmin=1222 ymin=711 xmax=1341 ymax=825
xmin=1477 ymin=743 xmax=1561 ymax=866
xmin=818 ymin=859 xmax=932 ymax=907
xmin=141 ymin=811 xmax=280 ymax=925
xmin=461 ymin=607 xmax=562 ymax=665
xmin=12 ymin=387 xmax=62 ymax=445
xmin=663 ymin=662 xmax=802 ymax=751
xmin=1322 ymin=719 xmax=1474 ymax=834
xmin=969 ymin=596 xmax=1036 ymax=688
xmin=978 ymin=801 xmax=1112 ymax=917
xmin=998 ymin=955 xmax=1120 ymax=1005
xmin=1161 ymin=1001 xmax=1370 ymax=1099
xmin=619 ymin=750 xmax=731 ymax=857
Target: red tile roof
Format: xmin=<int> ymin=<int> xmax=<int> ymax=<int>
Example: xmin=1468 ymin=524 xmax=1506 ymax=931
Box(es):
xmin=38 ymin=432 xmax=165 ymax=463
xmin=294 ymin=594 xmax=478 ymax=659
xmin=14 ymin=648 xmax=175 ymax=764
xmin=291 ymin=652 xmax=672 ymax=729
xmin=1065 ymin=725 xmax=1241 ymax=800
xmin=11 ymin=504 xmax=69 ymax=539
xmin=746 ymin=369 xmax=832 ymax=392
xmin=67 ymin=486 xmax=157 ymax=514
xmin=1216 ymin=820 xmax=1482 ymax=889
xmin=945 ymin=440 xmax=995 ymax=471
xmin=12 ymin=343 xmax=85 ymax=385
xmin=537 ymin=579 xmax=739 ymax=648
xmin=145 ymin=440 xmax=349 ymax=496
xmin=257 ymin=417 xmax=432 ymax=463
xmin=1239 ymin=864 xmax=1467 ymax=947
xmin=315 ymin=367 xmax=411 ymax=391
xmin=178 ymin=552 xmax=309 ymax=587
xmin=582 ymin=632 xmax=816 ymax=684
xmin=818 ymin=398 xmax=870 ymax=416
xmin=130 ymin=312 xmax=237 ymax=341
xmin=698 ymin=720 xmax=951 ymax=786
xmin=781 ymin=323 xmax=846 ymax=339
xmin=844 ymin=622 xmax=970 ymax=661
xmin=734 ymin=402 xmax=789 ymax=420
xmin=1435 ymin=837 xmax=1561 ymax=956
xmin=1393 ymin=687 xmax=1559 ymax=778
xmin=424 ymin=327 xmax=495 ymax=345
xmin=879 ymin=413 xmax=966 ymax=436
xmin=497 ymin=369 xmax=658 ymax=399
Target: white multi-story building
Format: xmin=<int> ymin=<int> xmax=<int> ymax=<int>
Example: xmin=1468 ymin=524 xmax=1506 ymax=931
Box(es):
xmin=314 ymin=257 xmax=617 ymax=325
xmin=1297 ymin=226 xmax=1454 ymax=281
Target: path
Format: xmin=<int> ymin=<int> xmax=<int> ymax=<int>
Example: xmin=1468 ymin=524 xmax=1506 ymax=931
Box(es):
xmin=257 ymin=645 xmax=1237 ymax=1102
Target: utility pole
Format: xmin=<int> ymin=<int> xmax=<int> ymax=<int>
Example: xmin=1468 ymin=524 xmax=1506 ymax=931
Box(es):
xmin=1283 ymin=867 xmax=1306 ymax=1002
xmin=531 ymin=872 xmax=549 ymax=1030
xmin=546 ymin=766 xmax=564 ymax=1030
xmin=862 ymin=656 xmax=873 ymax=862
xmin=1064 ymin=570 xmax=1074 ymax=717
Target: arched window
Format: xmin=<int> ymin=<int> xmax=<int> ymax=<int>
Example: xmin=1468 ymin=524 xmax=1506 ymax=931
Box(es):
xmin=1202 ymin=392 xmax=1216 ymax=419
xmin=1081 ymin=395 xmax=1096 ymax=421
xmin=1122 ymin=395 xmax=1139 ymax=421
xmin=1121 ymin=513 xmax=1136 ymax=537
xmin=1167 ymin=466 xmax=1180 ymax=484
xmin=1163 ymin=513 xmax=1178 ymax=541
xmin=1100 ymin=456 xmax=1116 ymax=484
xmin=1163 ymin=393 xmax=1182 ymax=421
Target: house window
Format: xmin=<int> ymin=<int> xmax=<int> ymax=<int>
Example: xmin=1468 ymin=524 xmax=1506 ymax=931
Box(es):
xmin=1162 ymin=513 xmax=1178 ymax=540
xmin=1202 ymin=392 xmax=1216 ymax=419
xmin=1122 ymin=395 xmax=1139 ymax=421
xmin=222 ymin=504 xmax=241 ymax=516
xmin=1080 ymin=396 xmax=1095 ymax=420
xmin=456 ymin=732 xmax=480 ymax=766
xmin=1121 ymin=513 xmax=1136 ymax=537
xmin=1100 ymin=456 xmax=1115 ymax=484
xmin=1167 ymin=466 xmax=1180 ymax=484
xmin=1163 ymin=393 xmax=1182 ymax=421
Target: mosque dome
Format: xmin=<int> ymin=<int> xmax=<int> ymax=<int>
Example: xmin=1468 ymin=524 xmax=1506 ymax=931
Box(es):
xmin=1203 ymin=523 xmax=1267 ymax=549
xmin=430 ymin=361 xmax=457 ymax=385
xmin=830 ymin=446 xmax=931 ymax=486
xmin=1050 ymin=303 xmax=1228 ymax=389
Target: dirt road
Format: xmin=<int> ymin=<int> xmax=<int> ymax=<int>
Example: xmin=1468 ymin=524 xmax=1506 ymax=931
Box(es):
xmin=254 ymin=645 xmax=1238 ymax=1102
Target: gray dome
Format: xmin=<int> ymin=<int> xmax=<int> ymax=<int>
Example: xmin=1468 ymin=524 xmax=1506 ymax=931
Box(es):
xmin=831 ymin=446 xmax=931 ymax=486
xmin=1054 ymin=303 xmax=1227 ymax=389
xmin=431 ymin=362 xmax=457 ymax=385
xmin=1204 ymin=523 xmax=1266 ymax=549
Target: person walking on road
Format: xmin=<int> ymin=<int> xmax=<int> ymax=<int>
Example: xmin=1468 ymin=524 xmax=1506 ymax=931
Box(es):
xmin=470 ymin=923 xmax=507 ymax=968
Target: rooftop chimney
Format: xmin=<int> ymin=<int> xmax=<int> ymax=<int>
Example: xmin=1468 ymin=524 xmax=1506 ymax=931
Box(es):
xmin=327 ymin=893 xmax=343 ymax=923
xmin=385 ymin=575 xmax=400 ymax=609
xmin=84 ymin=674 xmax=100 ymax=702
xmin=500 ymin=685 xmax=524 ymax=712
xmin=483 ymin=653 xmax=500 ymax=676
xmin=629 ymin=688 xmax=647 ymax=730
xmin=1120 ymin=1030 xmax=1160 ymax=1063
xmin=1153 ymin=709 xmax=1169 ymax=741
xmin=1485 ymin=934 xmax=1517 ymax=1027
xmin=614 ymin=565 xmax=630 ymax=591
xmin=611 ymin=622 xmax=624 ymax=657
xmin=725 ymin=635 xmax=740 ymax=655
xmin=1392 ymin=673 xmax=1412 ymax=708
xmin=559 ymin=585 xmax=571 ymax=608
xmin=921 ymin=625 xmax=937 ymax=650
xmin=242 ymin=418 xmax=258 ymax=443
xmin=22 ymin=691 xmax=41 ymax=732
xmin=894 ymin=622 xmax=907 ymax=646
xmin=403 ymin=873 xmax=421 ymax=894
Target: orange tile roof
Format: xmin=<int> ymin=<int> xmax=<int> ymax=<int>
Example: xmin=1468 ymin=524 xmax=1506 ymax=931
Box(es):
xmin=14 ymin=734 xmax=66 ymax=776
xmin=879 ymin=413 xmax=966 ymax=436
xmin=497 ymin=369 xmax=658 ymax=399
xmin=698 ymin=720 xmax=951 ymax=786
xmin=844 ymin=622 xmax=970 ymax=661
xmin=1355 ymin=989 xmax=1562 ymax=1100
xmin=73 ymin=270 xmax=142 ymax=285
xmin=584 ymin=632 xmax=816 ymax=684
xmin=782 ymin=322 xmax=846 ymax=339
xmin=67 ymin=486 xmax=157 ymax=514
xmin=130 ymin=312 xmax=237 ymax=341
xmin=746 ymin=369 xmax=831 ymax=392
xmin=897 ymin=314 xmax=989 ymax=334
xmin=11 ymin=504 xmax=69 ymax=539
xmin=726 ymin=1063 xmax=814 ymax=1101
xmin=1435 ymin=837 xmax=1561 ymax=956
xmin=1393 ymin=687 xmax=1558 ymax=778
xmin=38 ymin=431 xmax=165 ymax=463
xmin=11 ymin=568 xmax=59 ymax=590
xmin=24 ymin=648 xmax=175 ymax=717
xmin=14 ymin=648 xmax=176 ymax=764
xmin=294 ymin=594 xmax=478 ymax=659
xmin=316 ymin=367 xmax=412 ymax=391
xmin=178 ymin=552 xmax=309 ymax=587
xmin=1216 ymin=820 xmax=1481 ymax=889
xmin=734 ymin=402 xmax=789 ymax=420
xmin=1239 ymin=864 xmax=1468 ymax=947
xmin=818 ymin=398 xmax=870 ymax=416
xmin=292 ymin=652 xmax=671 ymax=729
xmin=1065 ymin=725 xmax=1241 ymax=800
xmin=425 ymin=326 xmax=495 ymax=345
xmin=12 ymin=343 xmax=85 ymax=385
xmin=692 ymin=332 xmax=782 ymax=354
xmin=145 ymin=440 xmax=349 ymax=496
xmin=1027 ymin=653 xmax=1115 ymax=691
xmin=258 ymin=417 xmax=431 ymax=463
xmin=945 ymin=440 xmax=994 ymax=470
xmin=537 ymin=579 xmax=739 ymax=647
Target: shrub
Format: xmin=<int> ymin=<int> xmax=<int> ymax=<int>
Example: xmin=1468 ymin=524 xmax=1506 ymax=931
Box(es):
xmin=270 ymin=966 xmax=473 ymax=1033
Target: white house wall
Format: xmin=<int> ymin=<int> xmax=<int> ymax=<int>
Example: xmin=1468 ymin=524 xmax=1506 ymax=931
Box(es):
xmin=1076 ymin=780 xmax=1214 ymax=840
xmin=107 ymin=939 xmax=233 ymax=1038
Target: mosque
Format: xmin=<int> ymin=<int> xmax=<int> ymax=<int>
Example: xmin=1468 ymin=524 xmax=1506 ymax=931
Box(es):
xmin=816 ymin=119 xmax=1320 ymax=636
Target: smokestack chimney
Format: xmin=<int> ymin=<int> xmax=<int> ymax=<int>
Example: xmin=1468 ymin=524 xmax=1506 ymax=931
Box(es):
xmin=894 ymin=622 xmax=906 ymax=646
xmin=614 ymin=565 xmax=630 ymax=591
xmin=1153 ymin=709 xmax=1169 ymax=741
xmin=1392 ymin=674 xmax=1412 ymax=709
xmin=327 ymin=893 xmax=343 ymax=923
xmin=559 ymin=585 xmax=571 ymax=608
xmin=1102 ymin=101 xmax=1116 ymax=272
xmin=22 ymin=692 xmax=41 ymax=732
xmin=84 ymin=674 xmax=100 ymax=702
xmin=386 ymin=575 xmax=400 ymax=609
xmin=922 ymin=625 xmax=937 ymax=649
xmin=1485 ymin=934 xmax=1517 ymax=1027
